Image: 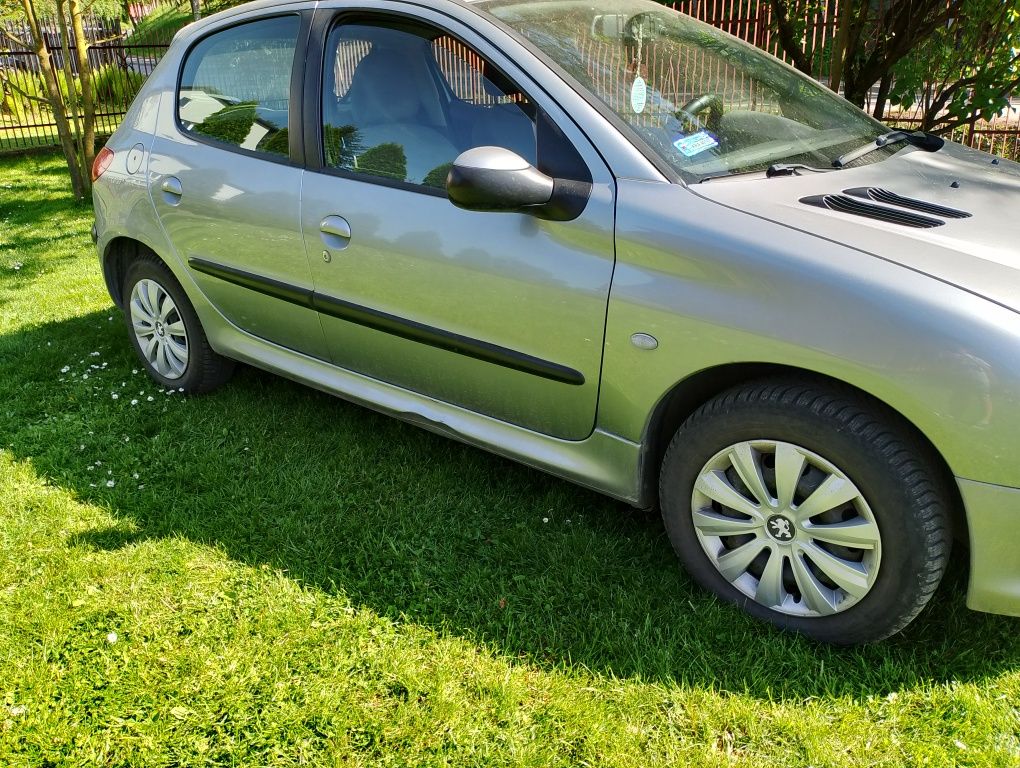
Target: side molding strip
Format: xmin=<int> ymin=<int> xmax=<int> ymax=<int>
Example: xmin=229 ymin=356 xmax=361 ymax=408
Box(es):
xmin=188 ymin=257 xmax=585 ymax=386
xmin=189 ymin=257 xmax=313 ymax=306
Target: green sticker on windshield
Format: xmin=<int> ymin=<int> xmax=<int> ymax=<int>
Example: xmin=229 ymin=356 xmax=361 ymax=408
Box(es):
xmin=673 ymin=131 xmax=719 ymax=157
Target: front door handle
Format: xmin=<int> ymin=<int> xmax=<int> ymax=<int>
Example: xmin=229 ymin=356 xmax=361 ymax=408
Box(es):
xmin=319 ymin=215 xmax=352 ymax=251
xmin=320 ymin=215 xmax=352 ymax=239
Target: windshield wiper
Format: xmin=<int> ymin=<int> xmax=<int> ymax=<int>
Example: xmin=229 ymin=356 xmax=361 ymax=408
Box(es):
xmin=698 ymin=163 xmax=833 ymax=182
xmin=832 ymin=130 xmax=944 ymax=169
xmin=765 ymin=163 xmax=834 ymax=177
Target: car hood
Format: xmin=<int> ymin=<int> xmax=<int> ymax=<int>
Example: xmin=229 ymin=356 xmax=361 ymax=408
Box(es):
xmin=689 ymin=141 xmax=1020 ymax=312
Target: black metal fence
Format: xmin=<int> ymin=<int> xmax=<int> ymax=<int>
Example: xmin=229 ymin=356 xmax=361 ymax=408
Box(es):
xmin=0 ymin=3 xmax=176 ymax=151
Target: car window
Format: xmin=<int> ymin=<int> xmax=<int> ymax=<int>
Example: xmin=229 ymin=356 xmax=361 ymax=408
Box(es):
xmin=322 ymin=20 xmax=538 ymax=189
xmin=178 ymin=15 xmax=300 ymax=158
xmin=483 ymin=0 xmax=895 ymax=181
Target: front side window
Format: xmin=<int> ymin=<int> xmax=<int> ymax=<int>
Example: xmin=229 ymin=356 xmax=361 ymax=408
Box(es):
xmin=482 ymin=0 xmax=897 ymax=181
xmin=321 ymin=20 xmax=537 ymax=189
xmin=178 ymin=16 xmax=300 ymax=158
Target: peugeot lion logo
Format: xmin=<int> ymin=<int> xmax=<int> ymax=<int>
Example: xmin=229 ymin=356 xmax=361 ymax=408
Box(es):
xmin=767 ymin=515 xmax=794 ymax=542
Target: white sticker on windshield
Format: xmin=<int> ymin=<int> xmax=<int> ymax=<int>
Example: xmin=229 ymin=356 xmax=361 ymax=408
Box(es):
xmin=673 ymin=131 xmax=719 ymax=157
xmin=630 ymin=77 xmax=647 ymax=114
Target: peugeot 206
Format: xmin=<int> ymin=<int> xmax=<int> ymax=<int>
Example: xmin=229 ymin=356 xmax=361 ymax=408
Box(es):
xmin=91 ymin=0 xmax=1020 ymax=643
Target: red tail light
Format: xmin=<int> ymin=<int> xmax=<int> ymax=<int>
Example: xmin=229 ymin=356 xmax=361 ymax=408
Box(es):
xmin=91 ymin=147 xmax=114 ymax=182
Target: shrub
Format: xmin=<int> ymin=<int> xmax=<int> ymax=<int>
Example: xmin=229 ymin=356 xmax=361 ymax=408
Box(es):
xmin=1 ymin=73 xmax=78 ymax=117
xmin=92 ymin=64 xmax=145 ymax=110
xmin=53 ymin=72 xmax=83 ymax=113
xmin=0 ymin=75 xmax=45 ymax=122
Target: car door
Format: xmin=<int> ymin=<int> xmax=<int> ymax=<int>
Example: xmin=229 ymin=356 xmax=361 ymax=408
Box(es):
xmin=299 ymin=9 xmax=616 ymax=440
xmin=148 ymin=12 xmax=329 ymax=361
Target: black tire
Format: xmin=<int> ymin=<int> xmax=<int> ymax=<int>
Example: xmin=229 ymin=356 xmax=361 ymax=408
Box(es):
xmin=659 ymin=379 xmax=951 ymax=644
xmin=122 ymin=254 xmax=234 ymax=394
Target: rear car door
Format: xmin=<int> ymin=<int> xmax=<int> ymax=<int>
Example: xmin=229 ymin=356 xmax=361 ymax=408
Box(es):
xmin=148 ymin=12 xmax=328 ymax=361
xmin=299 ymin=7 xmax=616 ymax=440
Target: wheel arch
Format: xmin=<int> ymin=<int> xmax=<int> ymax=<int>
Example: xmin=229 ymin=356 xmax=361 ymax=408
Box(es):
xmin=102 ymin=236 xmax=164 ymax=308
xmin=103 ymin=235 xmax=148 ymax=308
xmin=638 ymin=363 xmax=966 ymax=541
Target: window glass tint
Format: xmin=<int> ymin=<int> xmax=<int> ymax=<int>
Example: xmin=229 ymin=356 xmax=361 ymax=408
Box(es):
xmin=179 ymin=16 xmax=300 ymax=157
xmin=322 ymin=22 xmax=537 ymax=189
xmin=484 ymin=0 xmax=894 ymax=181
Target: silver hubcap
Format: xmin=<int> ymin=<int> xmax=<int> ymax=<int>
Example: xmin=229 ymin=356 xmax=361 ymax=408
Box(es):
xmin=691 ymin=440 xmax=881 ymax=617
xmin=129 ymin=278 xmax=188 ymax=380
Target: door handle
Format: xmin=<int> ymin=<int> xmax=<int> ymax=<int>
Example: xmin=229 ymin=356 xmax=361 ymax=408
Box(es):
xmin=161 ymin=176 xmax=183 ymax=196
xmin=320 ymin=216 xmax=352 ymax=239
xmin=319 ymin=215 xmax=352 ymax=252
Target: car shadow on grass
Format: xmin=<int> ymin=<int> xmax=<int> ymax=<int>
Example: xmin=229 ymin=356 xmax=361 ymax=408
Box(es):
xmin=3 ymin=309 xmax=1019 ymax=700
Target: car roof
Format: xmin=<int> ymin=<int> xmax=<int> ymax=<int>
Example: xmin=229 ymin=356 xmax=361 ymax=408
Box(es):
xmin=174 ymin=0 xmax=492 ymax=42
xmin=172 ymin=0 xmax=310 ymax=41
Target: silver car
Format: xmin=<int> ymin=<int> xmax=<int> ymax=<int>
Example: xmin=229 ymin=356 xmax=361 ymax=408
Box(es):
xmin=91 ymin=0 xmax=1020 ymax=644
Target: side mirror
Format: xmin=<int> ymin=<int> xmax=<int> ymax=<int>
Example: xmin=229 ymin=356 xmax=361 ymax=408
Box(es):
xmin=447 ymin=146 xmax=592 ymax=221
xmin=447 ymin=147 xmax=554 ymax=213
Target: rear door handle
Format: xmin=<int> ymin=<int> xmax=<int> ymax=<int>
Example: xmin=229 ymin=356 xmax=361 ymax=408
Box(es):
xmin=160 ymin=176 xmax=183 ymax=206
xmin=161 ymin=176 xmax=183 ymax=196
xmin=319 ymin=215 xmax=352 ymax=251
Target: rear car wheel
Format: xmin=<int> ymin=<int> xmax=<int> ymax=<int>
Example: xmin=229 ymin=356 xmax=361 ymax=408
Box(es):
xmin=659 ymin=379 xmax=951 ymax=644
xmin=122 ymin=256 xmax=234 ymax=393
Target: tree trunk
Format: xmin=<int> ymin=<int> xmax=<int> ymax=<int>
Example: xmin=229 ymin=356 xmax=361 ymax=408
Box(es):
xmin=70 ymin=0 xmax=96 ymax=182
xmin=190 ymin=0 xmax=201 ymax=21
xmin=841 ymin=73 xmax=869 ymax=108
xmin=55 ymin=1 xmax=85 ymax=184
xmin=828 ymin=0 xmax=854 ymax=92
xmin=872 ymin=71 xmax=891 ymax=121
xmin=768 ymin=0 xmax=813 ymax=74
xmin=21 ymin=0 xmax=86 ymax=199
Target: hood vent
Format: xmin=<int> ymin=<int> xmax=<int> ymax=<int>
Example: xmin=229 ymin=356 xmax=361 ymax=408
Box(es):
xmin=843 ymin=187 xmax=972 ymax=219
xmin=800 ymin=194 xmax=945 ymax=228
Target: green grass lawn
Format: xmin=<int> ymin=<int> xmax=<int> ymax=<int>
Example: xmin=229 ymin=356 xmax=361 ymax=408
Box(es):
xmin=1 ymin=152 xmax=1020 ymax=767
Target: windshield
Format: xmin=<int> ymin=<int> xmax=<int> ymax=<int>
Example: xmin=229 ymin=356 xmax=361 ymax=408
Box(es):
xmin=480 ymin=0 xmax=898 ymax=181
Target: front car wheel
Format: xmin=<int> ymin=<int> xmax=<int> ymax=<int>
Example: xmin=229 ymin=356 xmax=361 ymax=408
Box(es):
xmin=659 ymin=379 xmax=952 ymax=644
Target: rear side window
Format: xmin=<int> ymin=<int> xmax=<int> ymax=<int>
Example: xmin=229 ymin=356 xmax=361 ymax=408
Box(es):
xmin=178 ymin=16 xmax=300 ymax=157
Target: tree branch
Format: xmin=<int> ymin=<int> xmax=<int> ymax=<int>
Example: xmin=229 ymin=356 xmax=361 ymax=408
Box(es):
xmin=928 ymin=73 xmax=1020 ymax=134
xmin=0 ymin=25 xmax=31 ymax=49
xmin=768 ymin=0 xmax=812 ymax=74
xmin=0 ymin=73 xmax=49 ymax=104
